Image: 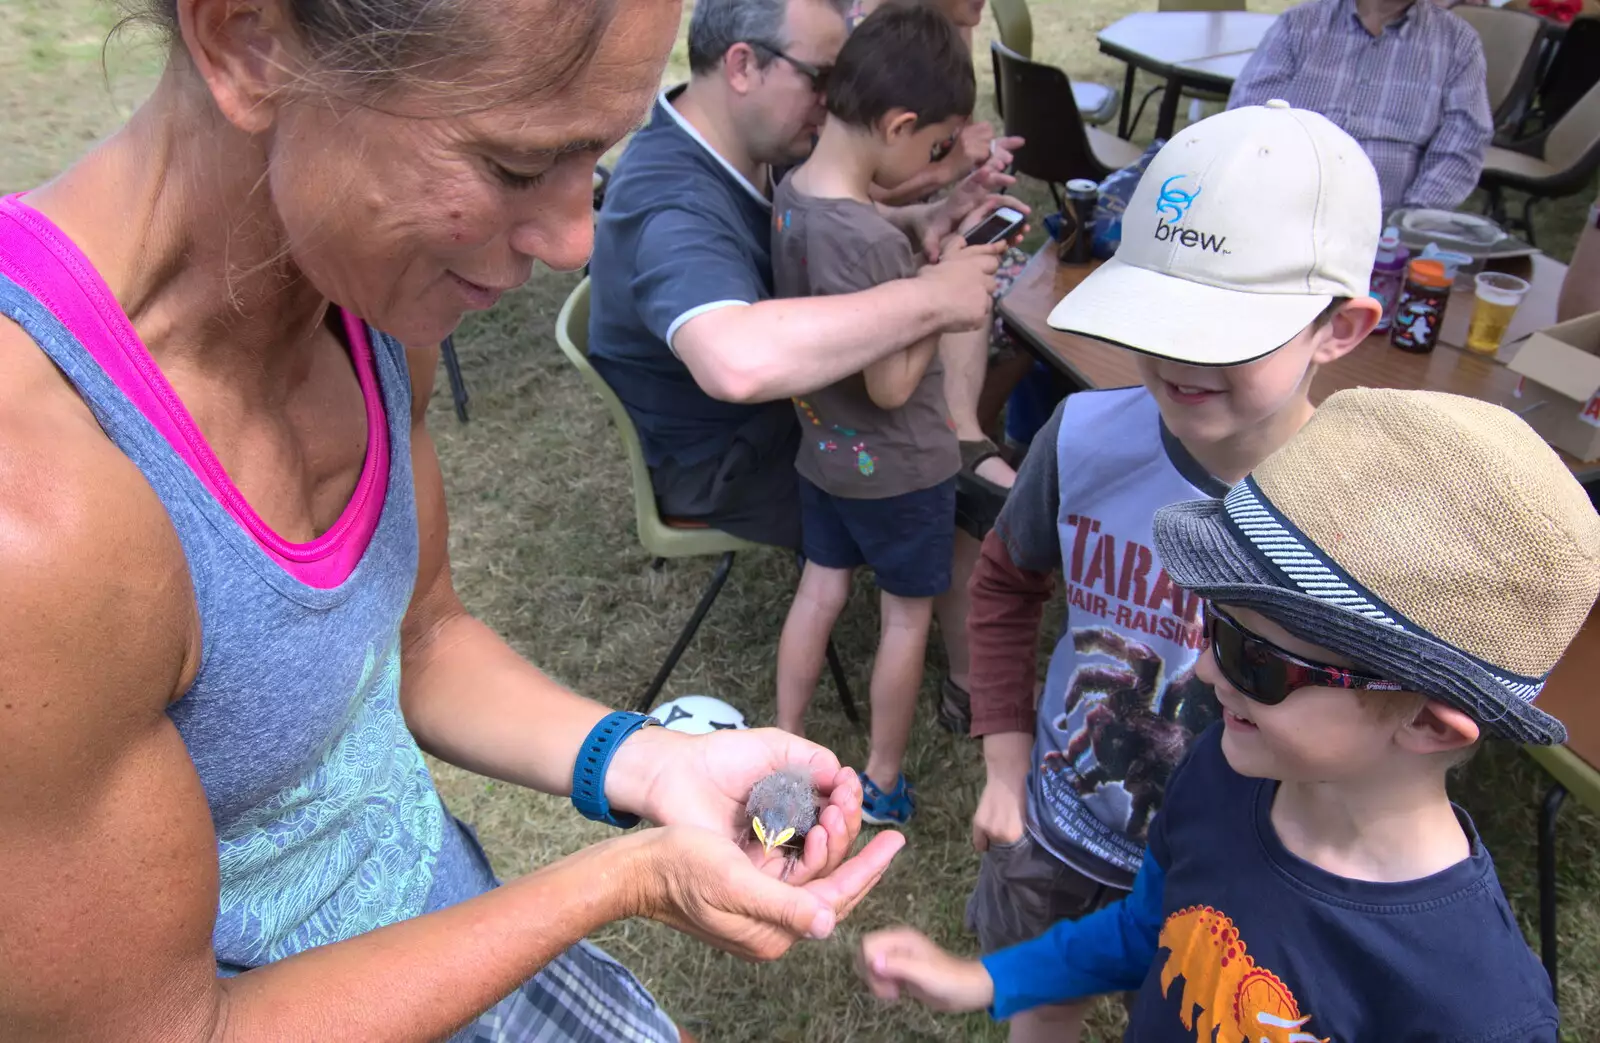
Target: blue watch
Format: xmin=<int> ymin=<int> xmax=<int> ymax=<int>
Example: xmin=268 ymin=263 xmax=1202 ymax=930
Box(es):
xmin=571 ymin=711 xmax=659 ymax=828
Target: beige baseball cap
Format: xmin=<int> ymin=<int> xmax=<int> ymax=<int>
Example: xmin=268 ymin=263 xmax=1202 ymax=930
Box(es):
xmin=1048 ymin=100 xmax=1382 ymax=366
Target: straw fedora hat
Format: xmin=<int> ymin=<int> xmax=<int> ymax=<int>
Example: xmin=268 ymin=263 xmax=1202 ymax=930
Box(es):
xmin=1153 ymin=388 xmax=1600 ymax=744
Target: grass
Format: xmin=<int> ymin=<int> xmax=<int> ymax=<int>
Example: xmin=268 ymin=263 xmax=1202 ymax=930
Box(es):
xmin=3 ymin=2 xmax=1597 ymax=1040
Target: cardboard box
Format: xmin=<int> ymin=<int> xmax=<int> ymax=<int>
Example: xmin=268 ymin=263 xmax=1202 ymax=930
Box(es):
xmin=1507 ymin=312 xmax=1600 ymax=462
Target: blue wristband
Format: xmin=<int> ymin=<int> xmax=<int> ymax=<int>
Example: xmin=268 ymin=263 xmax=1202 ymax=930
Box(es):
xmin=571 ymin=711 xmax=658 ymax=828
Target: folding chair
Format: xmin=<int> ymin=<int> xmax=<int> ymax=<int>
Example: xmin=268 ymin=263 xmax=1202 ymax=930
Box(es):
xmin=1479 ymin=77 xmax=1600 ymax=244
xmin=1454 ymin=6 xmax=1549 ymax=133
xmin=992 ymin=41 xmax=1146 ymax=212
xmin=554 ymin=277 xmax=860 ymax=721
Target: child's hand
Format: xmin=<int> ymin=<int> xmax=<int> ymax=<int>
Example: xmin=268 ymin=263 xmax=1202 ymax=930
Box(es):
xmin=858 ymin=927 xmax=996 ymax=1013
xmin=973 ymin=731 xmax=1031 ymax=852
xmin=971 ymin=779 xmax=1027 ymax=852
xmin=958 ymin=122 xmax=998 ymax=170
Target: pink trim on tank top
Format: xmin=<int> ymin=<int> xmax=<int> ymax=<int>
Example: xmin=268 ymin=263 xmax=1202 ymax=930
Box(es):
xmin=0 ymin=194 xmax=388 ymax=589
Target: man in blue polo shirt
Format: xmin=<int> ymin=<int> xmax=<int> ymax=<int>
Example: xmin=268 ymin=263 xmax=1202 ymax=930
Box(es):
xmin=589 ymin=0 xmax=1009 ymax=548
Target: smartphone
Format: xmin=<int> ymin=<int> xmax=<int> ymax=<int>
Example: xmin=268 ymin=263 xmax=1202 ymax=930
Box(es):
xmin=963 ymin=206 xmax=1026 ymax=247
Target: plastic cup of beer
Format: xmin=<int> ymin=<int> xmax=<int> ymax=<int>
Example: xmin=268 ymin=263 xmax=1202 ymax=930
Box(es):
xmin=1465 ymin=272 xmax=1531 ymax=356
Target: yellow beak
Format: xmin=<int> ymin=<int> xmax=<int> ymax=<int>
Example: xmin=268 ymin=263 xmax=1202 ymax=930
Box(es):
xmin=751 ymin=817 xmax=796 ymax=858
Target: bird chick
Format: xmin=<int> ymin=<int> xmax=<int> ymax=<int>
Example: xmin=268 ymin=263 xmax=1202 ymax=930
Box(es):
xmin=745 ymin=766 xmax=819 ymax=880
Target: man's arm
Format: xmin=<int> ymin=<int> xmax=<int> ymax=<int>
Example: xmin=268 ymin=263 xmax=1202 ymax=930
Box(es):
xmin=1558 ymin=194 xmax=1600 ymax=321
xmin=1225 ymin=16 xmax=1298 ymax=110
xmin=1400 ymin=34 xmax=1492 ymax=209
xmin=672 ymin=242 xmax=1001 ymax=403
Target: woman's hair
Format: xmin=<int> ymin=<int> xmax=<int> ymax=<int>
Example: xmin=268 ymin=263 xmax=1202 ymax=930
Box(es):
xmin=826 ymin=3 xmax=974 ymax=130
xmin=121 ymin=0 xmax=615 ymax=105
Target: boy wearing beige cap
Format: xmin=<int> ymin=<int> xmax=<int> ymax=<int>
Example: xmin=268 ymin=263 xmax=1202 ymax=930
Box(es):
xmin=963 ymin=101 xmax=1380 ymax=1041
xmin=861 ymin=388 xmax=1597 ymax=1041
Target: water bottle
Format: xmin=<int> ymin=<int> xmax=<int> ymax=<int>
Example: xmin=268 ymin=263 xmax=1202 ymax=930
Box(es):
xmin=1369 ymin=227 xmax=1408 ymax=334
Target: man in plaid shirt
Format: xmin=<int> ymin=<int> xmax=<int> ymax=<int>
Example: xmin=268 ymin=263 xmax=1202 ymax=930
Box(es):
xmin=1229 ymin=0 xmax=1492 ymax=211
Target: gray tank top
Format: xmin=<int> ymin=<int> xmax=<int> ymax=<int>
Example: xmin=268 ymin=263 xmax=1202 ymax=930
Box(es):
xmin=0 ymin=196 xmax=494 ymax=975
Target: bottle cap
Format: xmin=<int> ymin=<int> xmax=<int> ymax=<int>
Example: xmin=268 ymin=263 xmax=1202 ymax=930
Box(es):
xmin=1407 ymin=258 xmax=1451 ymax=288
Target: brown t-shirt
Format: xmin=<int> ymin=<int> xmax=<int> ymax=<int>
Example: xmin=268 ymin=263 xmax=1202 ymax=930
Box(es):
xmin=771 ymin=181 xmax=960 ymax=500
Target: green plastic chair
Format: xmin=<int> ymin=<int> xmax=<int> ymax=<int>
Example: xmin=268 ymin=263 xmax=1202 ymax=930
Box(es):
xmin=990 ymin=0 xmax=1033 ymax=57
xmin=1523 ymin=743 xmax=1600 ymax=1005
xmin=556 ymin=277 xmax=860 ymax=721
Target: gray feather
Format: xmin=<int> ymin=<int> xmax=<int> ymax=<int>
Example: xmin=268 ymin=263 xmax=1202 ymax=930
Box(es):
xmin=745 ymin=766 xmax=819 ymax=844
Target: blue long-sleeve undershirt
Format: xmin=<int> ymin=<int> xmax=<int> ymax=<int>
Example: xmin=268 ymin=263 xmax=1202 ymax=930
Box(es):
xmin=980 ymin=846 xmax=1165 ymax=1020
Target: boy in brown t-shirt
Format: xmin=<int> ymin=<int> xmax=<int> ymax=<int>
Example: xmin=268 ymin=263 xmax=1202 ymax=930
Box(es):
xmin=772 ymin=4 xmax=996 ymax=825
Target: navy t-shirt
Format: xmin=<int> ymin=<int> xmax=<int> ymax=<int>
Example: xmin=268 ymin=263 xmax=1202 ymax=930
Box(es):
xmin=587 ymin=87 xmax=788 ymax=469
xmin=983 ymin=726 xmax=1560 ymax=1042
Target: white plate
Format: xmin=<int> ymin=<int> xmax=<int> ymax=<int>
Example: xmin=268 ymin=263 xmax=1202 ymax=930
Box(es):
xmin=1398 ymin=208 xmax=1505 ymax=248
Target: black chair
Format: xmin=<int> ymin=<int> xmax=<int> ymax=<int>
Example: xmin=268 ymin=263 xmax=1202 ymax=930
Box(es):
xmin=1519 ymin=17 xmax=1600 ymax=138
xmin=1479 ymin=76 xmax=1600 ymax=244
xmin=440 ymin=337 xmax=470 ymax=423
xmin=991 ymin=41 xmax=1145 ymax=211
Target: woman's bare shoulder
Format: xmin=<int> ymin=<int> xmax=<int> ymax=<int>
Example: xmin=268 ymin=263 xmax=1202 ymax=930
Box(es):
xmin=0 ymin=317 xmax=199 ymax=707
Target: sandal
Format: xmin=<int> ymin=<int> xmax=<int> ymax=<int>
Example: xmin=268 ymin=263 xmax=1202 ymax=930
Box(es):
xmin=957 ymin=438 xmax=1011 ymax=539
xmin=937 ymin=677 xmax=973 ymax=736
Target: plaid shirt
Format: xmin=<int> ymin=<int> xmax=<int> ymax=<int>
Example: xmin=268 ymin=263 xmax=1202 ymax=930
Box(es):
xmin=1229 ymin=0 xmax=1492 ymax=212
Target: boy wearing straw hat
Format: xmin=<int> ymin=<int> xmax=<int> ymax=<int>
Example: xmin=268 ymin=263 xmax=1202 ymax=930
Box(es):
xmin=963 ymin=101 xmax=1382 ymax=1041
xmin=858 ymin=386 xmax=1597 ymax=1041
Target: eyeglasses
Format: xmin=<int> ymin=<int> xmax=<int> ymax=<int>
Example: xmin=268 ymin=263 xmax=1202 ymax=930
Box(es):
xmin=1202 ymin=602 xmax=1404 ymax=706
xmin=930 ymin=133 xmax=959 ymax=163
xmin=747 ymin=41 xmax=832 ymax=93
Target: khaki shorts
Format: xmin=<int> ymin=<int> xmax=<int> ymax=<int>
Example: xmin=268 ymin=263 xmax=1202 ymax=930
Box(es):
xmin=965 ymin=833 xmax=1129 ymax=955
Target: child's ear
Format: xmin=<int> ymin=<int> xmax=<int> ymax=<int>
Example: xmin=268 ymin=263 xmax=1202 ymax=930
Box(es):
xmin=1396 ymin=699 xmax=1481 ymax=757
xmin=882 ymin=110 xmax=919 ymax=142
xmin=1309 ymin=297 xmax=1382 ymax=365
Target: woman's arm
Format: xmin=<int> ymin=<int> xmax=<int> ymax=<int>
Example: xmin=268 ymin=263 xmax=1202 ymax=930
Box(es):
xmin=0 ymin=354 xmax=642 ymax=1043
xmin=396 ymin=344 xmax=904 ymax=873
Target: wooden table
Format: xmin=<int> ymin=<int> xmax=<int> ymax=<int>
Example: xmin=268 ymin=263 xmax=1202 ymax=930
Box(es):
xmin=1096 ymin=11 xmax=1276 ymax=139
xmin=999 ymin=244 xmax=1600 ymax=1003
xmin=996 ymin=248 xmax=1597 ymax=483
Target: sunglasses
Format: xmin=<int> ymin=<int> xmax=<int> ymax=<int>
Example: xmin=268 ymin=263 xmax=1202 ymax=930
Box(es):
xmin=748 ymin=41 xmax=832 ymax=94
xmin=1203 ymin=602 xmax=1404 ymax=706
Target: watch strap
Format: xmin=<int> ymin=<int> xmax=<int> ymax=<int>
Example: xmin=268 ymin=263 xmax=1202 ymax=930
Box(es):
xmin=571 ymin=711 xmax=658 ymax=828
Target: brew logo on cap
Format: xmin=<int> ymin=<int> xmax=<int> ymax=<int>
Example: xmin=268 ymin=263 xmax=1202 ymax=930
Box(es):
xmin=1156 ymin=175 xmax=1200 ymax=221
xmin=1152 ymin=174 xmax=1230 ymax=256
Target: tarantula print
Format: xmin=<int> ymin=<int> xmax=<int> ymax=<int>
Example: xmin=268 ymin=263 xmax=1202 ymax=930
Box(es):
xmin=1041 ymin=627 xmax=1219 ymax=841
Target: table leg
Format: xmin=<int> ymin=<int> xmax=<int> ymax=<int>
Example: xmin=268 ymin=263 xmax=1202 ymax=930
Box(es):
xmin=1118 ymin=63 xmax=1137 ymax=140
xmin=1539 ymin=781 xmax=1567 ymax=1005
xmin=1155 ymin=74 xmax=1184 ymax=142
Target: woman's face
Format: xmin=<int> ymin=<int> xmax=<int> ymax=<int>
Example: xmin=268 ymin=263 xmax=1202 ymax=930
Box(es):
xmin=263 ymin=0 xmax=681 ymax=346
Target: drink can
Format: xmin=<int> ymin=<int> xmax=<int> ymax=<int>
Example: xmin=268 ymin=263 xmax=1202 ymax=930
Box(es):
xmin=1058 ymin=178 xmax=1099 ymax=266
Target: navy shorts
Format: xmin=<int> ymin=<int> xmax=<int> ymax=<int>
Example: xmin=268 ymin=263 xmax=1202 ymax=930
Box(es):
xmin=798 ymin=476 xmax=956 ymax=598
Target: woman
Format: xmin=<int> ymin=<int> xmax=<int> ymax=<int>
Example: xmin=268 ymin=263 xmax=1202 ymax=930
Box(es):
xmin=0 ymin=1 xmax=903 ymax=1041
